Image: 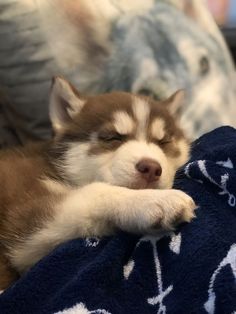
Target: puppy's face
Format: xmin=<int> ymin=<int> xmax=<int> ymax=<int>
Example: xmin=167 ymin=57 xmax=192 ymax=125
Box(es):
xmin=50 ymin=77 xmax=189 ymax=189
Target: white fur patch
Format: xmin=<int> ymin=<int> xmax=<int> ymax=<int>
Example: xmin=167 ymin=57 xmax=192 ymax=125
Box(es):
xmin=62 ymin=142 xmax=94 ymax=186
xmin=132 ymin=97 xmax=150 ymax=140
xmin=151 ymin=118 xmax=166 ymax=140
xmin=113 ymin=111 xmax=134 ymax=135
xmin=169 ymin=139 xmax=189 ymax=169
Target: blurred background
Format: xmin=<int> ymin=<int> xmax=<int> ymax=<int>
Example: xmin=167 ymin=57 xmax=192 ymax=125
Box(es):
xmin=0 ymin=0 xmax=236 ymax=147
xmin=207 ymin=0 xmax=236 ymax=61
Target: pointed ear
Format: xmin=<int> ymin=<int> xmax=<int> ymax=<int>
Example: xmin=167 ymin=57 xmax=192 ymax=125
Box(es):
xmin=49 ymin=76 xmax=85 ymax=132
xmin=165 ymin=90 xmax=185 ymax=116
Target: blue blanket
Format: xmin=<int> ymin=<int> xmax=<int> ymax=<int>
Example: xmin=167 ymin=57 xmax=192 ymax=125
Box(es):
xmin=0 ymin=126 xmax=235 ymax=314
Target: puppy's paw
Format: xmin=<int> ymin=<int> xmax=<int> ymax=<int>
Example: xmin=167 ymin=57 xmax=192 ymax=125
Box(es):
xmin=125 ymin=189 xmax=196 ymax=234
xmin=157 ymin=189 xmax=196 ymax=231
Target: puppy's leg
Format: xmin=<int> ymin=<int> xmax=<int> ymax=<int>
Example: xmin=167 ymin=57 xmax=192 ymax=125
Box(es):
xmin=10 ymin=183 xmax=196 ymax=273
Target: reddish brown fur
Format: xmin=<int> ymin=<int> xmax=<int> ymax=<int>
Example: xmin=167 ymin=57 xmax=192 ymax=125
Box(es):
xmin=0 ymin=144 xmax=65 ymax=288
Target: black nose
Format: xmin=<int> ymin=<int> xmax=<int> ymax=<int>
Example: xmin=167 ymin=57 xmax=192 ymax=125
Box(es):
xmin=135 ymin=158 xmax=162 ymax=182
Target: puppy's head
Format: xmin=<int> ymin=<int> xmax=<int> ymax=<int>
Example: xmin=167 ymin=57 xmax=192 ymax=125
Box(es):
xmin=49 ymin=77 xmax=189 ymax=189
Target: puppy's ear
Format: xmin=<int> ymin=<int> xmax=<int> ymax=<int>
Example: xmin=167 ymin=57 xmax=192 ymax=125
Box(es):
xmin=49 ymin=76 xmax=85 ymax=132
xmin=165 ymin=89 xmax=185 ymax=116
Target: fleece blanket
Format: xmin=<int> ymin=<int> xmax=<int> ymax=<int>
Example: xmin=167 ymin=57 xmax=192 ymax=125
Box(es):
xmin=0 ymin=126 xmax=236 ymax=314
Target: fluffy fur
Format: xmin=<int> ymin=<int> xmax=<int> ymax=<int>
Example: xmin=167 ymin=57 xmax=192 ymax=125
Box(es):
xmin=0 ymin=77 xmax=195 ymax=289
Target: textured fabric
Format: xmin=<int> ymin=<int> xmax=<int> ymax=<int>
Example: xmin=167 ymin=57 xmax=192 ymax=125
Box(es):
xmin=0 ymin=0 xmax=235 ymax=145
xmin=0 ymin=90 xmax=20 ymax=148
xmin=0 ymin=126 xmax=235 ymax=314
xmin=0 ymin=0 xmax=55 ymax=142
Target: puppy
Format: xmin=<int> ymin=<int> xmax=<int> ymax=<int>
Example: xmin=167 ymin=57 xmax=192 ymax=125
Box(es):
xmin=0 ymin=77 xmax=195 ymax=289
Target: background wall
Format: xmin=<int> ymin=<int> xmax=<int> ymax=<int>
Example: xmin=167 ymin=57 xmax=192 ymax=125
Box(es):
xmin=207 ymin=0 xmax=236 ymax=62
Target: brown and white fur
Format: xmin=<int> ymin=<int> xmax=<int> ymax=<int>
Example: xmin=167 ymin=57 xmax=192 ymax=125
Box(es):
xmin=0 ymin=77 xmax=196 ymax=290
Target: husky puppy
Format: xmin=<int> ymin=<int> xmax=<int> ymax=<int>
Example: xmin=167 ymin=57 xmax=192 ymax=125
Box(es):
xmin=0 ymin=77 xmax=195 ymax=289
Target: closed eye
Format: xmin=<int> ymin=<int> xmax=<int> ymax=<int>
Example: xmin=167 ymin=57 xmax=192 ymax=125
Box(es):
xmin=98 ymin=131 xmax=125 ymax=142
xmin=154 ymin=136 xmax=173 ymax=146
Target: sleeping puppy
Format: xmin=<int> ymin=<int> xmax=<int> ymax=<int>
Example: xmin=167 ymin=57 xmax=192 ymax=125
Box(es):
xmin=0 ymin=77 xmax=196 ymax=289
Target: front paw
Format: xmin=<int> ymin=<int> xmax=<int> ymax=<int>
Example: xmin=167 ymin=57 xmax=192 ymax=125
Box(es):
xmin=154 ymin=189 xmax=196 ymax=231
xmin=126 ymin=189 xmax=196 ymax=234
